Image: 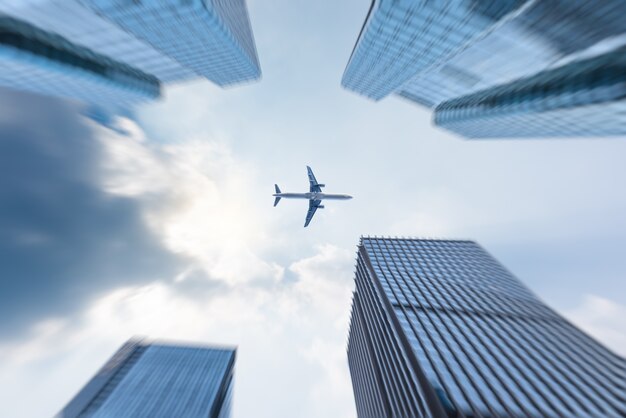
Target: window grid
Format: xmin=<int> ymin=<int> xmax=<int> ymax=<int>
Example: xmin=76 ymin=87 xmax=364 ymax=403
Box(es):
xmin=347 ymin=237 xmax=626 ymax=418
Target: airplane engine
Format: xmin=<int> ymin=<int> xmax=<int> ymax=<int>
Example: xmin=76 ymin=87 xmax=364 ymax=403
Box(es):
xmin=317 ymin=205 xmax=325 ymax=209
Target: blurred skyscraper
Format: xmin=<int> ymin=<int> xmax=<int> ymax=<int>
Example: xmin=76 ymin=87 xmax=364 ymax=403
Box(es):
xmin=347 ymin=237 xmax=626 ymax=417
xmin=83 ymin=0 xmax=261 ymax=87
xmin=0 ymin=0 xmax=260 ymax=108
xmin=342 ymin=0 xmax=626 ymax=138
xmin=0 ymin=15 xmax=160 ymax=108
xmin=435 ymin=47 xmax=626 ymax=138
xmin=58 ymin=339 xmax=235 ymax=418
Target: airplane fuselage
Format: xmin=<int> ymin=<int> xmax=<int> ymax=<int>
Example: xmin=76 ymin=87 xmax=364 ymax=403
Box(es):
xmin=273 ymin=192 xmax=352 ymax=201
xmin=274 ymin=166 xmax=352 ymax=227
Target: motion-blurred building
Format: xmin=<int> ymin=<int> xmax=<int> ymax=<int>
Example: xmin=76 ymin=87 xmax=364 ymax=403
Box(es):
xmin=435 ymin=47 xmax=626 ymax=138
xmin=0 ymin=0 xmax=260 ymax=108
xmin=58 ymin=339 xmax=235 ymax=418
xmin=83 ymin=0 xmax=261 ymax=87
xmin=0 ymin=16 xmax=161 ymax=108
xmin=347 ymin=237 xmax=626 ymax=417
xmin=342 ymin=0 xmax=626 ymax=138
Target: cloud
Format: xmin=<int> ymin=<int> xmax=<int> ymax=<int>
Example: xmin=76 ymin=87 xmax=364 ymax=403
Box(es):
xmin=563 ymin=294 xmax=626 ymax=356
xmin=301 ymin=338 xmax=355 ymax=418
xmin=97 ymin=117 xmax=283 ymax=285
xmin=0 ymin=244 xmax=357 ymax=418
xmin=0 ymin=88 xmax=359 ymax=417
xmin=0 ymin=87 xmax=289 ymax=339
xmin=288 ymin=244 xmax=355 ymax=325
xmin=0 ymin=90 xmax=184 ymax=337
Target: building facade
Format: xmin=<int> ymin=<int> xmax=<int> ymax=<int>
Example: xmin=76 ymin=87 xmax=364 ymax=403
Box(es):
xmin=58 ymin=339 xmax=236 ymax=418
xmin=0 ymin=0 xmax=196 ymax=83
xmin=347 ymin=237 xmax=626 ymax=417
xmin=82 ymin=0 xmax=261 ymax=86
xmin=0 ymin=0 xmax=260 ymax=107
xmin=342 ymin=0 xmax=626 ymax=138
xmin=0 ymin=15 xmax=161 ymax=108
xmin=434 ymin=46 xmax=626 ymax=138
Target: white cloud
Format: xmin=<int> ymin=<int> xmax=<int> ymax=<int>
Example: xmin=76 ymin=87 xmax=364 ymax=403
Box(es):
xmin=137 ymin=81 xmax=228 ymax=143
xmin=289 ymin=244 xmax=354 ymax=321
xmin=563 ymin=294 xmax=626 ymax=356
xmin=287 ymin=245 xmax=356 ymax=417
xmin=0 ymin=244 xmax=357 ymax=418
xmin=91 ymin=118 xmax=281 ymax=285
xmin=301 ymin=338 xmax=354 ymax=418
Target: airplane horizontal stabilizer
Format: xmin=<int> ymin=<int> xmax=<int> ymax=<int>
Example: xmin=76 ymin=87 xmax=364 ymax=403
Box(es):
xmin=274 ymin=196 xmax=281 ymax=207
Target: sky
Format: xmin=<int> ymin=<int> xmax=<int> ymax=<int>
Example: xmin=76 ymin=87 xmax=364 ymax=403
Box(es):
xmin=1 ymin=0 xmax=626 ymax=417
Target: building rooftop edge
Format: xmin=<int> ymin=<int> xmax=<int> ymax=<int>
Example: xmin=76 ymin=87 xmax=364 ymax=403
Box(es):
xmin=131 ymin=336 xmax=237 ymax=352
xmin=359 ymin=236 xmax=476 ymax=243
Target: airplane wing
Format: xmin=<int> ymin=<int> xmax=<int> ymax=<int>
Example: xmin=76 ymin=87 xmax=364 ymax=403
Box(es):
xmin=307 ymin=166 xmax=324 ymax=193
xmin=304 ymin=199 xmax=321 ymax=227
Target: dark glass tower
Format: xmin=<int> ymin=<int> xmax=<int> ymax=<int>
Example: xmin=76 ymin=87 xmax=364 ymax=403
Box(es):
xmin=347 ymin=237 xmax=626 ymax=417
xmin=58 ymin=339 xmax=235 ymax=418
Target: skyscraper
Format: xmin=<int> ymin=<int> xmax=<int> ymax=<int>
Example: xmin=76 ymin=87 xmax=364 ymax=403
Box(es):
xmin=58 ymin=339 xmax=236 ymax=418
xmin=342 ymin=0 xmax=626 ymax=138
xmin=0 ymin=0 xmax=196 ymax=83
xmin=347 ymin=237 xmax=626 ymax=417
xmin=82 ymin=0 xmax=261 ymax=86
xmin=0 ymin=15 xmax=161 ymax=108
xmin=0 ymin=0 xmax=261 ymax=107
xmin=342 ymin=1 xmax=525 ymax=103
xmin=434 ymin=46 xmax=626 ymax=138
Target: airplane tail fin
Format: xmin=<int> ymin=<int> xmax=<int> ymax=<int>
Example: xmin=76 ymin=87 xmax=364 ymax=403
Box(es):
xmin=273 ymin=184 xmax=281 ymax=207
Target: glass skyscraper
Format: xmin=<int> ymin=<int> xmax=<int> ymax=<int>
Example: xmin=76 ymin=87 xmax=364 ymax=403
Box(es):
xmin=434 ymin=46 xmax=626 ymax=138
xmin=58 ymin=339 xmax=236 ymax=418
xmin=83 ymin=0 xmax=261 ymax=86
xmin=342 ymin=0 xmax=626 ymax=138
xmin=0 ymin=0 xmax=260 ymax=107
xmin=0 ymin=15 xmax=160 ymax=108
xmin=0 ymin=0 xmax=196 ymax=83
xmin=347 ymin=237 xmax=626 ymax=417
xmin=342 ymin=0 xmax=526 ymax=103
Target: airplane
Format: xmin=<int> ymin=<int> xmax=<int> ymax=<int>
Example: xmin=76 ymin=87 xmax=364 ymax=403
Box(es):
xmin=273 ymin=166 xmax=353 ymax=227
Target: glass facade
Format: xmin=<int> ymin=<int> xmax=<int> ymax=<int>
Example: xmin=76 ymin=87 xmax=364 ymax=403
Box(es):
xmin=0 ymin=0 xmax=261 ymax=108
xmin=0 ymin=0 xmax=196 ymax=83
xmin=83 ymin=0 xmax=261 ymax=86
xmin=0 ymin=15 xmax=160 ymax=108
xmin=342 ymin=0 xmax=626 ymax=138
xmin=58 ymin=339 xmax=236 ymax=418
xmin=435 ymin=46 xmax=626 ymax=137
xmin=342 ymin=0 xmax=525 ymax=102
xmin=347 ymin=237 xmax=626 ymax=417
